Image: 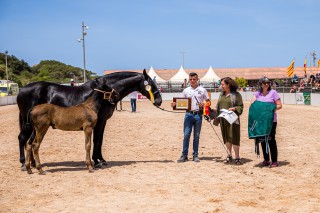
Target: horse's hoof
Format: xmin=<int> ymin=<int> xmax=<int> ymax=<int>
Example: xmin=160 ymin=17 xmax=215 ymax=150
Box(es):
xmin=88 ymin=169 xmax=94 ymax=173
xmin=27 ymin=169 xmax=33 ymax=174
xmin=21 ymin=165 xmax=27 ymax=171
xmin=100 ymin=160 xmax=108 ymax=166
xmin=94 ymin=163 xmax=102 ymax=168
xmin=38 ymin=170 xmax=46 ymax=175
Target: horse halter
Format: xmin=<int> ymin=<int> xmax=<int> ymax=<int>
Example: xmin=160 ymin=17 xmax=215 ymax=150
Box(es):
xmin=144 ymin=80 xmax=160 ymax=104
xmin=94 ymin=88 xmax=117 ymax=104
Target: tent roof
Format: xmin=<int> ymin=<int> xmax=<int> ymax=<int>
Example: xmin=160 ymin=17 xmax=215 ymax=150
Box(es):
xmin=147 ymin=66 xmax=166 ymax=82
xmin=200 ymin=66 xmax=221 ymax=82
xmin=169 ymin=66 xmax=189 ymax=82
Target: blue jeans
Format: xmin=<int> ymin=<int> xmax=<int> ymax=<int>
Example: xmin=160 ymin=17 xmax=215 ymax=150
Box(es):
xmin=182 ymin=113 xmax=203 ymax=157
xmin=130 ymin=98 xmax=136 ymax=112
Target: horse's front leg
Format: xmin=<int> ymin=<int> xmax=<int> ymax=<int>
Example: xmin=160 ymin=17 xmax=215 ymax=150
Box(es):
xmin=84 ymin=127 xmax=94 ymax=172
xmin=92 ymin=118 xmax=107 ymax=167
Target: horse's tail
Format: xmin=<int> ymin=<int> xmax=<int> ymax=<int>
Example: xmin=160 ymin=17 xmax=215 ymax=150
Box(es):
xmin=25 ymin=109 xmax=32 ymax=131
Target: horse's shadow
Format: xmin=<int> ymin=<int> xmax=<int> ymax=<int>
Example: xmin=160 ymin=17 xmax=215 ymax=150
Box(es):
xmin=42 ymin=160 xmax=174 ymax=173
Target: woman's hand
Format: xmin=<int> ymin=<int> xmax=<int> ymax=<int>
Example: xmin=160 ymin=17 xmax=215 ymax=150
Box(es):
xmin=228 ymin=107 xmax=236 ymax=111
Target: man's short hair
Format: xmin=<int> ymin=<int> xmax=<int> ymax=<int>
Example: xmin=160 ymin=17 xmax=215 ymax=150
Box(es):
xmin=189 ymin=72 xmax=198 ymax=77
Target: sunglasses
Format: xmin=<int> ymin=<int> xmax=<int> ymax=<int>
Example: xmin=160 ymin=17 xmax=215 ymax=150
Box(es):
xmin=262 ymin=82 xmax=270 ymax=85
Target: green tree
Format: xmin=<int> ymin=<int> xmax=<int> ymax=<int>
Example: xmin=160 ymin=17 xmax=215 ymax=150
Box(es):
xmin=235 ymin=77 xmax=248 ymax=88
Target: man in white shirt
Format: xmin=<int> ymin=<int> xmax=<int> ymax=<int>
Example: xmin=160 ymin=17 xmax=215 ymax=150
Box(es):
xmin=171 ymin=72 xmax=210 ymax=162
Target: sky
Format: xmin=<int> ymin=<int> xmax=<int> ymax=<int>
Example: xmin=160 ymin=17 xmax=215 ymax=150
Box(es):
xmin=0 ymin=0 xmax=319 ymax=76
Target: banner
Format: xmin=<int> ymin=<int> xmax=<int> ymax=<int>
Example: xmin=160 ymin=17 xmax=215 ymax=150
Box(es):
xmin=287 ymin=60 xmax=294 ymax=77
xmin=303 ymin=92 xmax=311 ymax=105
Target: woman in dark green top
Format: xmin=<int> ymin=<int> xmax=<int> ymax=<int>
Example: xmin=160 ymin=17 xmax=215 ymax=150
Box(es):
xmin=215 ymin=77 xmax=243 ymax=164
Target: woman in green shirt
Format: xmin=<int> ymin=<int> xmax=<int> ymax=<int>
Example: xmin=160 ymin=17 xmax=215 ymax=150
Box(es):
xmin=216 ymin=77 xmax=244 ymax=165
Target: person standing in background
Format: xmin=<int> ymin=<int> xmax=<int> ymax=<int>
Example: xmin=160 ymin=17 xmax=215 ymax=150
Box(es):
xmin=130 ymin=91 xmax=138 ymax=112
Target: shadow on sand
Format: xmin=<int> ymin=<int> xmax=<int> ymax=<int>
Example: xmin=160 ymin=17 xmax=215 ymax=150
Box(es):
xmin=41 ymin=159 xmax=174 ymax=173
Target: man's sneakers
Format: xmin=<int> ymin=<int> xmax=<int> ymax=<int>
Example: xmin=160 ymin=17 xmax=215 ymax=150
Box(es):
xmin=177 ymin=155 xmax=188 ymax=163
xmin=193 ymin=156 xmax=200 ymax=163
xmin=177 ymin=155 xmax=200 ymax=163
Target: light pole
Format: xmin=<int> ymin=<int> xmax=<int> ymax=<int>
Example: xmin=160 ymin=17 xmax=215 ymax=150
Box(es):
xmin=5 ymin=50 xmax=8 ymax=95
xmin=78 ymin=21 xmax=88 ymax=83
xmin=179 ymin=51 xmax=186 ymax=68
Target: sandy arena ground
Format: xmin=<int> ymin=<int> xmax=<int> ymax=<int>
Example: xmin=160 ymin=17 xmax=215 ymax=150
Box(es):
xmin=0 ymin=100 xmax=319 ymax=212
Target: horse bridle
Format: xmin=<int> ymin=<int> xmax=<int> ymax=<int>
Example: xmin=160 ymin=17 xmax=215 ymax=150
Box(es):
xmin=144 ymin=79 xmax=160 ymax=104
xmin=94 ymin=88 xmax=118 ymax=104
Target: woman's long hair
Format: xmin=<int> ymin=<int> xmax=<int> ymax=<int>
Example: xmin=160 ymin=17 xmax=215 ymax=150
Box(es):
xmin=221 ymin=77 xmax=238 ymax=93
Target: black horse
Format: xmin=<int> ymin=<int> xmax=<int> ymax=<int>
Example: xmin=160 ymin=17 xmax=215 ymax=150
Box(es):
xmin=17 ymin=69 xmax=162 ymax=170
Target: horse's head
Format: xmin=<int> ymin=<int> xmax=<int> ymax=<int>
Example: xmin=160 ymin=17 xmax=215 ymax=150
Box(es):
xmin=140 ymin=69 xmax=162 ymax=106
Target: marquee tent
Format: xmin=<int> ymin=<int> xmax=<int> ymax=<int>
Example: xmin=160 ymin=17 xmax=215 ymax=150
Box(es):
xmin=169 ymin=66 xmax=189 ymax=83
xmin=147 ymin=66 xmax=166 ymax=83
xmin=200 ymin=66 xmax=221 ymax=83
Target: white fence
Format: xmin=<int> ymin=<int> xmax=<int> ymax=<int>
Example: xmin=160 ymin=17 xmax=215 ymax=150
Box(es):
xmin=0 ymin=96 xmax=17 ymax=106
xmin=1 ymin=93 xmax=320 ymax=107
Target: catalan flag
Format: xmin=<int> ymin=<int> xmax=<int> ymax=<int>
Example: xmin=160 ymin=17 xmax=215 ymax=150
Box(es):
xmin=318 ymin=59 xmax=320 ymax=68
xmin=304 ymin=58 xmax=307 ymax=75
xmin=287 ymin=60 xmax=294 ymax=77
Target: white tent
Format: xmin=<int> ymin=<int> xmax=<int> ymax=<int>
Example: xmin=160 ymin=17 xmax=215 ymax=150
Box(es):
xmin=147 ymin=66 xmax=166 ymax=83
xmin=200 ymin=66 xmax=221 ymax=83
xmin=169 ymin=66 xmax=189 ymax=83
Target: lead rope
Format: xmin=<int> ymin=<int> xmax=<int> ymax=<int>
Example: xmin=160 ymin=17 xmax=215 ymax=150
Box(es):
xmin=195 ymin=96 xmax=230 ymax=156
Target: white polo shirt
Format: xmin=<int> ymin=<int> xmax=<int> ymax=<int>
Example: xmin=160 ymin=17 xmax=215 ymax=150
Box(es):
xmin=182 ymin=86 xmax=209 ymax=111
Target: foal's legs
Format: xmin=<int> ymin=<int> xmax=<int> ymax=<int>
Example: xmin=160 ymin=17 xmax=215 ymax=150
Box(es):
xmin=25 ymin=137 xmax=34 ymax=174
xmin=32 ymin=126 xmax=49 ymax=175
xmin=32 ymin=132 xmax=46 ymax=174
xmin=84 ymin=127 xmax=94 ymax=172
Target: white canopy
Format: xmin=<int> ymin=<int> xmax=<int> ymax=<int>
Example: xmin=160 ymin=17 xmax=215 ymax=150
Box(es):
xmin=200 ymin=66 xmax=221 ymax=83
xmin=169 ymin=66 xmax=189 ymax=83
xmin=147 ymin=66 xmax=166 ymax=83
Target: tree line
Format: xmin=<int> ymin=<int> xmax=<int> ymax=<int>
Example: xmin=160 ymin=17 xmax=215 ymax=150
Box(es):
xmin=0 ymin=52 xmax=99 ymax=86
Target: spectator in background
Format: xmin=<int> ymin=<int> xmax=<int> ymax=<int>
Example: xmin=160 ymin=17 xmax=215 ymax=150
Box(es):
xmin=181 ymin=78 xmax=188 ymax=88
xmin=152 ymin=76 xmax=157 ymax=85
xmin=298 ymin=79 xmax=305 ymax=92
xmin=70 ymin=79 xmax=75 ymax=86
xmin=292 ymin=74 xmax=298 ymax=83
xmin=130 ymin=91 xmax=138 ymax=112
xmin=290 ymin=84 xmax=297 ymax=93
xmin=314 ymin=80 xmax=320 ymax=90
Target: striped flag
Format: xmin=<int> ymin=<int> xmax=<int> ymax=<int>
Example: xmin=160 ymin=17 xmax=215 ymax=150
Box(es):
xmin=287 ymin=60 xmax=294 ymax=77
xmin=304 ymin=58 xmax=307 ymax=75
xmin=318 ymin=59 xmax=320 ymax=68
